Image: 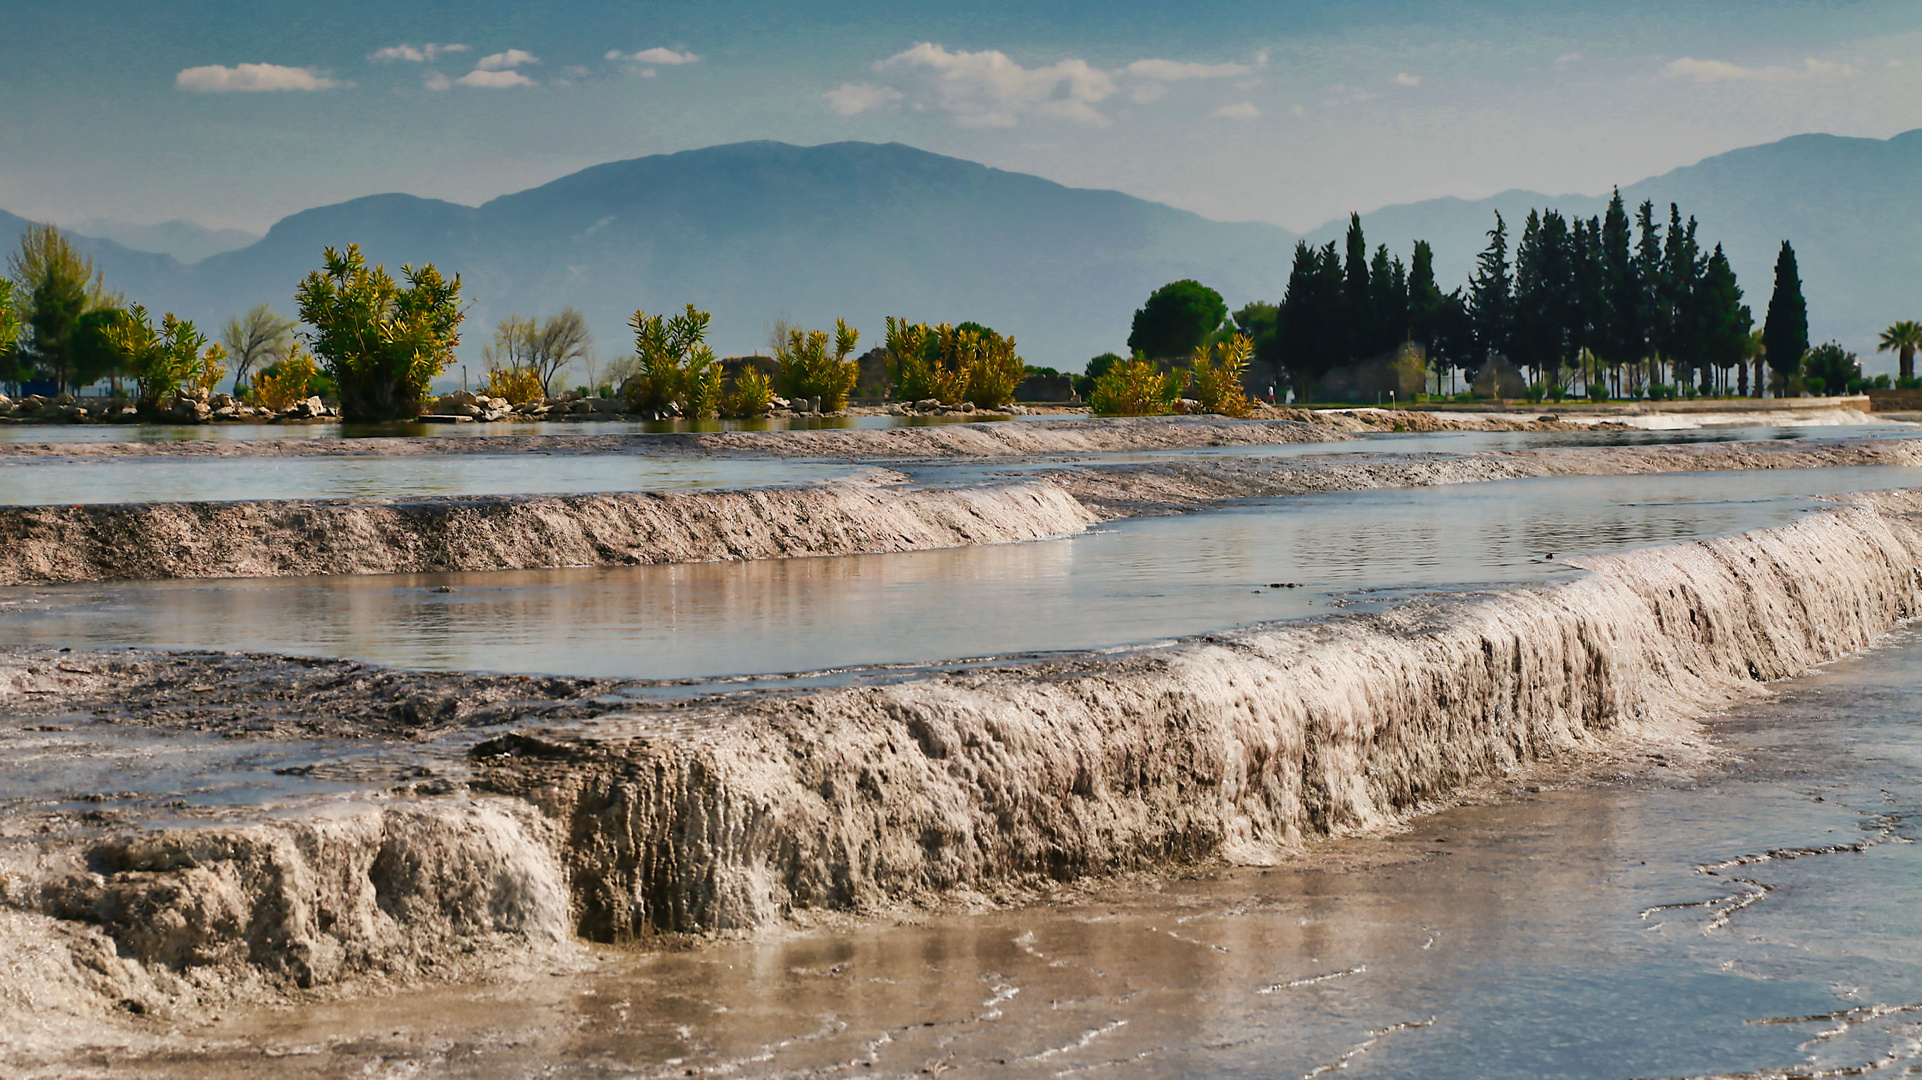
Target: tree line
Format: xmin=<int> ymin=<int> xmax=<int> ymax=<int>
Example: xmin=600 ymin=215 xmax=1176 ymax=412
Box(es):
xmin=1127 ymin=191 xmax=1912 ymax=402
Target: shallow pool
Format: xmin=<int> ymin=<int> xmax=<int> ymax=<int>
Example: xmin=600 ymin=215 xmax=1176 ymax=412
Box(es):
xmin=8 ymin=465 xmax=1921 ymax=681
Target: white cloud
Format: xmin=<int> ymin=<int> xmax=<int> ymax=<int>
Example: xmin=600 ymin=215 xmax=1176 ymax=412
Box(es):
xmin=1122 ymin=59 xmax=1253 ymax=81
xmin=1555 ymin=51 xmax=1584 ymax=66
xmin=1395 ymin=72 xmax=1421 ymax=86
xmin=423 ymin=71 xmax=451 ymax=91
xmin=176 ymin=63 xmax=339 ymax=92
xmin=456 ymin=68 xmax=537 ymax=88
xmin=476 ymin=49 xmax=539 ymax=71
xmin=873 ymin=43 xmax=1118 ymax=127
xmin=823 ymin=82 xmax=903 ymax=116
xmin=620 ymin=47 xmax=699 ymax=65
xmin=1661 ymin=56 xmax=1858 ymax=83
xmin=844 ymin=44 xmax=1266 ymax=126
xmin=370 ymin=43 xmax=468 ymax=63
xmin=1212 ymin=101 xmax=1261 ymax=119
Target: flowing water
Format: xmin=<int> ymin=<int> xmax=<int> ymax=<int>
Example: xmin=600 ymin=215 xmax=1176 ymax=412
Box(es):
xmin=118 ymin=626 xmax=1922 ymax=1079
xmin=10 ymin=465 xmax=1922 ymax=682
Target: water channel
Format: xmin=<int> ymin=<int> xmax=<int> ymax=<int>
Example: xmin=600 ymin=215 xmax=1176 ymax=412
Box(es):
xmin=8 ymin=465 xmax=1922 ymax=682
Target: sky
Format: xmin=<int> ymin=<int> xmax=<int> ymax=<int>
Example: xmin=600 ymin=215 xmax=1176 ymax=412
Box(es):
xmin=4 ymin=0 xmax=1921 ymax=235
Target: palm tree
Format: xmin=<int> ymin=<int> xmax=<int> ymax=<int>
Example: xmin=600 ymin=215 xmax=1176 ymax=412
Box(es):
xmin=1744 ymin=329 xmax=1767 ymax=397
xmin=1878 ymin=320 xmax=1922 ymax=384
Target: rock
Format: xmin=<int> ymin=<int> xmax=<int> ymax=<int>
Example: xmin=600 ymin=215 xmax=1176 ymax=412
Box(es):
xmin=210 ymin=393 xmax=235 ymax=409
xmin=210 ymin=406 xmax=239 ymax=421
xmin=914 ymin=399 xmax=942 ymax=413
xmin=54 ymin=392 xmax=76 ymax=406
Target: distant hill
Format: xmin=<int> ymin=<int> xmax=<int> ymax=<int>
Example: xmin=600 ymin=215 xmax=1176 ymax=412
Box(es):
xmin=4 ymin=133 xmax=1918 ymax=372
xmin=1301 ymin=130 xmax=1922 ymax=366
xmin=66 ymin=219 xmax=259 ymax=263
xmin=1 ymin=143 xmax=1299 ymax=370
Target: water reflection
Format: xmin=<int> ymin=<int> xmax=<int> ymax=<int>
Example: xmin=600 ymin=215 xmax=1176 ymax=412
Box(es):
xmin=0 ymin=454 xmax=858 ymax=505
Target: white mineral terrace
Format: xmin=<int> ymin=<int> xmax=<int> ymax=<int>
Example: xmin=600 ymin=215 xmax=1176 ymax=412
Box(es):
xmin=4 ymin=416 xmax=1922 ymax=1078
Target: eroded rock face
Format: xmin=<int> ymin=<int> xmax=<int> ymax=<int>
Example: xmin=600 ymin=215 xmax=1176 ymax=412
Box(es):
xmin=29 ymin=800 xmax=569 ymax=991
xmin=474 ymin=497 xmax=1922 ymax=937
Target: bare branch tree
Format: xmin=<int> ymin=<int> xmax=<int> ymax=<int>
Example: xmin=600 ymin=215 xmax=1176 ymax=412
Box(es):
xmin=482 ymin=309 xmax=592 ymax=396
xmin=221 ymin=303 xmax=297 ymax=392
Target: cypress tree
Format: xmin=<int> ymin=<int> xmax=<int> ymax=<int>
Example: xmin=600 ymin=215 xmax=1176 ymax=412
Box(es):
xmin=1468 ymin=211 xmax=1513 ymax=376
xmin=1408 ymin=240 xmax=1447 ymax=388
xmin=1695 ymin=245 xmax=1750 ymax=394
xmin=1633 ymin=201 xmax=1663 ymax=392
xmin=1596 ymin=189 xmax=1640 ymax=394
xmin=1763 ymin=241 xmax=1809 ymax=394
xmin=1342 ymin=213 xmax=1371 ymax=360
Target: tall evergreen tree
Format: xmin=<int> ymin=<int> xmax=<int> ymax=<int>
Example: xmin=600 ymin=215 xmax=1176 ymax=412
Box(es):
xmin=1342 ymin=213 xmax=1372 ymax=360
xmin=1762 ymin=240 xmax=1810 ymax=394
xmin=1594 ymin=189 xmax=1641 ymax=393
xmin=1694 ymin=245 xmax=1751 ymax=394
xmin=1468 ymin=211 xmax=1513 ymax=375
xmin=1633 ymin=200 xmax=1664 ymax=391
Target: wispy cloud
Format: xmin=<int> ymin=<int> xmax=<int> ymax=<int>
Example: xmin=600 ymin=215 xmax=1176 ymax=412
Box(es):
xmin=873 ymin=43 xmax=1117 ymax=127
xmin=607 ymin=47 xmax=700 ymax=65
xmin=176 ymin=63 xmax=339 ymax=92
xmin=1395 ymin=72 xmax=1421 ymax=86
xmin=1122 ymin=59 xmax=1254 ymax=81
xmin=457 ymin=68 xmax=537 ymax=88
xmin=1211 ymin=101 xmax=1261 ymax=119
xmin=1662 ymin=56 xmax=1858 ymax=83
xmin=370 ymin=43 xmax=468 ymax=63
xmin=824 ymin=82 xmax=903 ymax=116
xmin=423 ymin=71 xmax=451 ymax=92
xmin=840 ymin=43 xmax=1259 ymax=127
xmin=476 ymin=49 xmax=539 ymax=71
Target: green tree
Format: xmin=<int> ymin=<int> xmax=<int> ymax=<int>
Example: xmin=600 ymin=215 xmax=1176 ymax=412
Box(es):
xmin=1127 ymin=279 xmax=1226 ymax=360
xmin=625 ymin=305 xmax=721 ymax=417
xmin=221 ymin=303 xmax=298 ymax=393
xmin=0 ymin=280 xmax=21 ymax=386
xmin=295 ymin=244 xmax=464 ymax=421
xmin=69 ymin=308 xmax=129 ymax=390
xmin=105 ymin=304 xmax=226 ymax=410
xmin=1693 ymin=245 xmax=1751 ymax=393
xmin=775 ymin=318 xmax=861 ymax=412
xmin=1802 ymin=341 xmax=1859 ymax=395
xmin=1468 ymin=211 xmax=1514 ymax=374
xmin=1341 ymin=214 xmax=1372 ymax=358
xmin=1593 ymin=189 xmax=1642 ymax=395
xmin=1877 ymin=320 xmax=1922 ymax=384
xmin=6 ymin=224 xmax=120 ymax=392
xmin=1762 ymin=241 xmax=1809 ymax=395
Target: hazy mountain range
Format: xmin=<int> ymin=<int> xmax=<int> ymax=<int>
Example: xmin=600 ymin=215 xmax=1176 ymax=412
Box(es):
xmin=5 ymin=132 xmax=1918 ymax=371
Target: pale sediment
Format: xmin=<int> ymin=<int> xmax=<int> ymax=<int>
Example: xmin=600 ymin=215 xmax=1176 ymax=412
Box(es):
xmin=5 ymin=492 xmax=1920 ymax=1037
xmin=470 ymin=493 xmax=1922 ymax=935
xmin=0 ymin=478 xmax=1096 ymax=585
xmin=7 ymin=436 xmax=1922 ymax=584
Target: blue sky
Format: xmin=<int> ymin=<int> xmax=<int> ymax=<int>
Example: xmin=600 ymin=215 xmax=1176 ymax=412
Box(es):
xmin=5 ymin=0 xmax=1920 ymax=233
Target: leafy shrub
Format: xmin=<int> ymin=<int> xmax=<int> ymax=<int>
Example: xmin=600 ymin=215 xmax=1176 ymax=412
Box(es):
xmin=624 ymin=305 xmax=721 ymax=418
xmin=1089 ymin=358 xmax=1178 ymax=416
xmin=885 ymin=319 xmax=1027 ymax=407
xmin=253 ymin=348 xmax=320 ymax=412
xmin=483 ymin=366 xmax=544 ymax=405
xmin=887 ymin=318 xmax=968 ymax=405
xmin=1587 ymin=381 xmax=1609 ymax=402
xmin=722 ymin=366 xmax=774 ymax=417
xmin=775 ymin=319 xmax=861 ymax=411
xmin=105 ymin=304 xmax=226 ymax=410
xmin=1186 ymin=334 xmax=1253 ymax=417
xmin=296 ymin=245 xmax=463 ymax=421
xmin=1803 ymin=375 xmax=1826 ymax=396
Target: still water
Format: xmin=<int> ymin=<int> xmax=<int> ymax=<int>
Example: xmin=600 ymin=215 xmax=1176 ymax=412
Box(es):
xmin=9 ymin=466 xmax=1922 ymax=681
xmin=0 ymin=453 xmax=862 ymax=505
xmin=137 ymin=625 xmax=1922 ymax=1079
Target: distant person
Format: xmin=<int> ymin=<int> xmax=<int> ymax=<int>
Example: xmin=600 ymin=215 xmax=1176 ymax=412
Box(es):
xmin=1266 ymin=383 xmax=1276 ymax=403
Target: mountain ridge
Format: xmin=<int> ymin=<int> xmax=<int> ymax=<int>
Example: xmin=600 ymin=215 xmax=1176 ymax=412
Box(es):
xmin=4 ymin=132 xmax=1916 ymax=370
